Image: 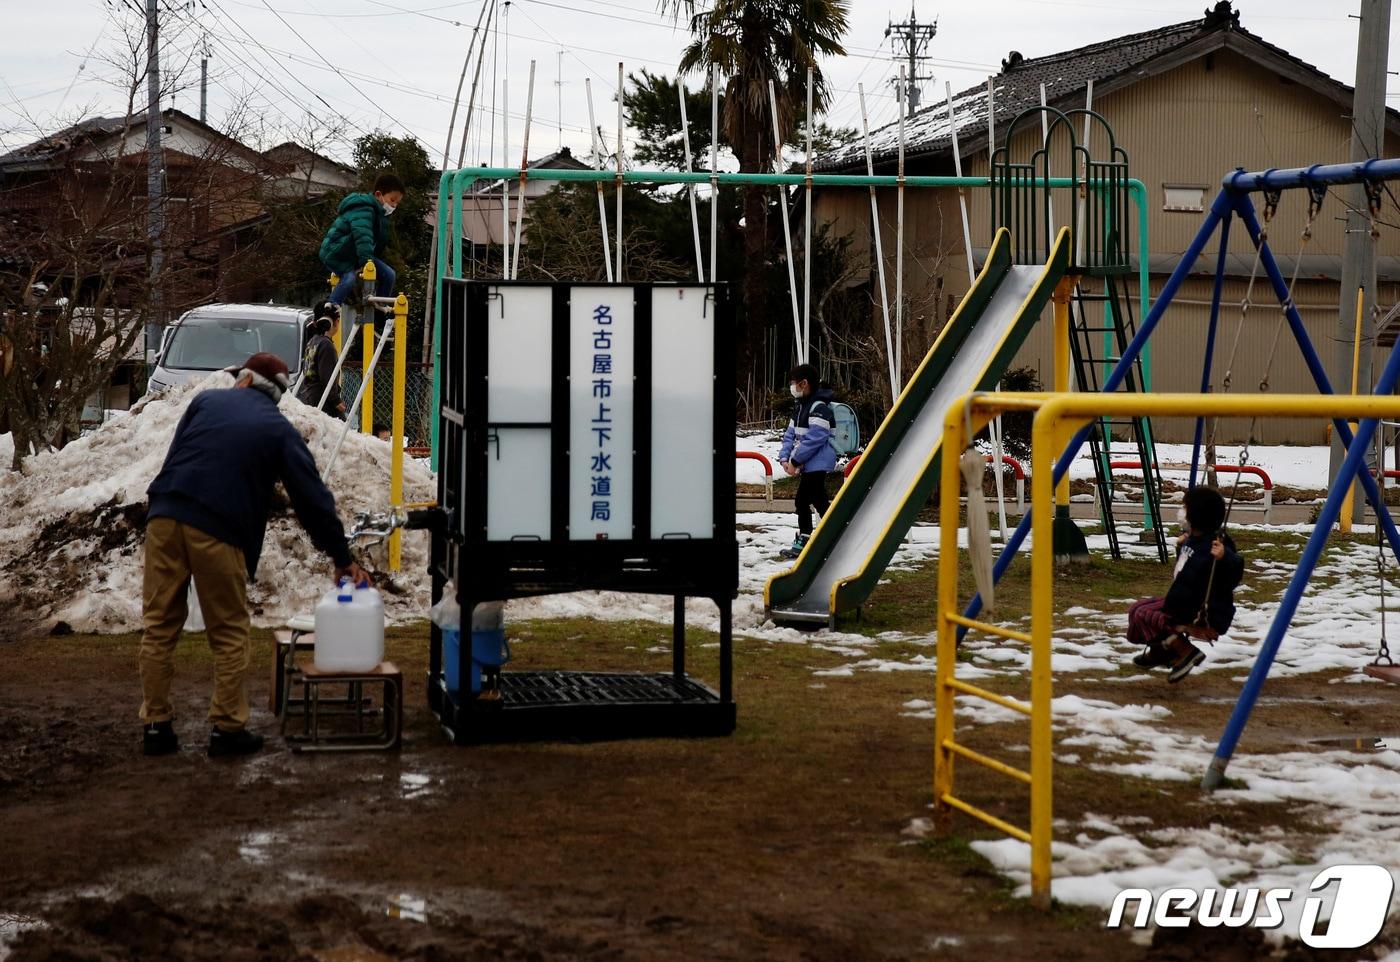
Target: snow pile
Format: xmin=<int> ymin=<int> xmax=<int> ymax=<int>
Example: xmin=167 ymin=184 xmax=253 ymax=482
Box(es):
xmin=0 ymin=375 xmax=435 ymax=633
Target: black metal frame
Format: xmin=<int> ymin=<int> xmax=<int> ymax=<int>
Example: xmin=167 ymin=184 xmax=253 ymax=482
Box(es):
xmin=428 ymin=279 xmax=738 ymax=744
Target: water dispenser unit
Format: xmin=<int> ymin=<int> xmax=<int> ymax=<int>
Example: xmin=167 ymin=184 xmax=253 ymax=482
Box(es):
xmin=428 ymin=280 xmax=738 ymax=744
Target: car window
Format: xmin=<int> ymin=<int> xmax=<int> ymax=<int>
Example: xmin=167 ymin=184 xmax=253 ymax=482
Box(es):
xmin=163 ymin=316 xmax=302 ymax=372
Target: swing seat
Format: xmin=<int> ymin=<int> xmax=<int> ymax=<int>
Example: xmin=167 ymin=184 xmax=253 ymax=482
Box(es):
xmin=1364 ymin=663 xmax=1400 ymax=685
xmin=1178 ymin=625 xmax=1219 ymax=643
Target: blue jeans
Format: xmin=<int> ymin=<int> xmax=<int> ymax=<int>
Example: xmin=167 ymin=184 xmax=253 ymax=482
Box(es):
xmin=328 ymin=257 xmax=395 ymax=306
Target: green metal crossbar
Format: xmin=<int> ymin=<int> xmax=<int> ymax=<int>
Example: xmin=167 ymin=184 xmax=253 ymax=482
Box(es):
xmin=428 ymin=167 xmax=1151 ymax=468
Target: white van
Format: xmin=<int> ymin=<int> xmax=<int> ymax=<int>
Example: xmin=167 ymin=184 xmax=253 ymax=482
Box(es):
xmin=146 ymin=303 xmax=311 ymax=395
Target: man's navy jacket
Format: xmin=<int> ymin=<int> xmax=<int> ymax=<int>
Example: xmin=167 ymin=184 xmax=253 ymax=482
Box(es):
xmin=147 ymin=387 xmax=353 ymax=578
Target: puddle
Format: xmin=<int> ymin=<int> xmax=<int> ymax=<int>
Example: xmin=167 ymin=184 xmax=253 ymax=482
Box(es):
xmin=0 ymin=913 xmax=46 ymax=961
xmin=385 ymin=893 xmax=427 ymax=923
xmin=1306 ymin=734 xmax=1400 ymax=752
xmin=399 ymin=773 xmax=432 ymax=799
xmin=238 ymin=831 xmax=279 ymax=865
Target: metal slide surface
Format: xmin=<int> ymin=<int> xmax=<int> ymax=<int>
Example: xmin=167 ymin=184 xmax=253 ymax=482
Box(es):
xmin=766 ymin=228 xmax=1069 ymax=625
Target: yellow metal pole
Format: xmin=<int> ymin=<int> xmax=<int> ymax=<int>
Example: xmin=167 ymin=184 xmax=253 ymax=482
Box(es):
xmin=1340 ymin=286 xmax=1366 ymax=534
xmin=1028 ymin=400 xmax=1059 ymax=909
xmin=328 ymin=274 xmax=342 ymax=353
xmin=360 ymin=260 xmax=377 ymax=435
xmin=933 ymin=402 xmax=965 ymax=827
xmin=389 ymin=293 xmax=408 ymax=571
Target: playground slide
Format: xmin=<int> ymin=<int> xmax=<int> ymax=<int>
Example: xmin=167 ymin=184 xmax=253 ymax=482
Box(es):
xmin=765 ymin=226 xmax=1071 ymax=627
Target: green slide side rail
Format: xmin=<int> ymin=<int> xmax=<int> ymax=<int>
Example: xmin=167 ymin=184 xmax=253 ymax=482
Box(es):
xmin=765 ymin=228 xmax=1013 ymax=614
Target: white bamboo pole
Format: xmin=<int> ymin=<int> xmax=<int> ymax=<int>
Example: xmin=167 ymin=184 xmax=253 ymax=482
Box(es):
xmin=500 ymin=76 xmax=510 ymax=280
xmin=615 ymin=62 xmax=624 ymax=282
xmin=767 ymin=79 xmax=803 ymax=363
xmin=1040 ymin=82 xmax=1054 ymax=239
xmin=510 ymin=59 xmax=536 ymax=280
xmin=858 ymin=83 xmax=895 ymax=401
xmin=986 ymin=75 xmax=995 ymax=163
xmin=948 ymin=81 xmax=1005 ymax=539
xmin=802 ymin=65 xmax=814 ymax=367
xmin=1076 ymin=80 xmax=1093 ymax=268
xmin=709 ymin=64 xmax=719 ymax=284
xmin=584 ymin=79 xmax=614 ymax=282
xmin=678 ymin=81 xmax=704 ymax=282
xmin=947 ymin=82 xmax=975 ymax=286
xmin=894 ymin=66 xmax=906 ymax=395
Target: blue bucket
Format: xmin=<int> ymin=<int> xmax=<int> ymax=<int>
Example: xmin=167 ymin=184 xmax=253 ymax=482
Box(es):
xmin=442 ymin=628 xmax=462 ymax=693
xmin=470 ymin=628 xmax=511 ymax=693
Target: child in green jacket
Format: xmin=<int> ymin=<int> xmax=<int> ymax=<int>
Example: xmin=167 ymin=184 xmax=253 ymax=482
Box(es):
xmin=320 ymin=172 xmax=405 ymax=307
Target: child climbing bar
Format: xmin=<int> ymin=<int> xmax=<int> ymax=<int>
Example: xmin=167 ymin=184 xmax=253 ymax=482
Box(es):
xmin=320 ymin=172 xmax=405 ymax=309
xmin=777 ymin=363 xmax=838 ymax=559
xmin=1127 ymin=485 xmax=1245 ymax=683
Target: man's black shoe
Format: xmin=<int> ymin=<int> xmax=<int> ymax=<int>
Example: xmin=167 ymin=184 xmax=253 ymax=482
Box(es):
xmin=142 ymin=720 xmax=179 ymax=756
xmin=208 ymin=727 xmax=265 ymax=757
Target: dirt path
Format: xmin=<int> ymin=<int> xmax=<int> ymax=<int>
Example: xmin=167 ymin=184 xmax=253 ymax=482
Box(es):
xmin=3 ymin=619 xmax=1336 ymax=962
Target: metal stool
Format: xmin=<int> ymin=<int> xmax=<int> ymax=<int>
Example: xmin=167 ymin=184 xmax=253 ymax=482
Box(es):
xmin=283 ymin=661 xmax=403 ymax=752
xmin=271 ymin=616 xmax=317 ymax=714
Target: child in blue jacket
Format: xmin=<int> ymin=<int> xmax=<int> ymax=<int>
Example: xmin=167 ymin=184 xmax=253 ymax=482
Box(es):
xmin=777 ymin=364 xmax=838 ymax=558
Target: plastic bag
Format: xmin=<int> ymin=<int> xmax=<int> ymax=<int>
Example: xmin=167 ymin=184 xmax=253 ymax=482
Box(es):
xmin=428 ymin=593 xmax=461 ymax=630
xmin=471 ymin=601 xmax=505 ymax=631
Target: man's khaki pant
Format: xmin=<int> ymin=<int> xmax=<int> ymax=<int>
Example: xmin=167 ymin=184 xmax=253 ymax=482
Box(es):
xmin=139 ymin=518 xmax=252 ymax=732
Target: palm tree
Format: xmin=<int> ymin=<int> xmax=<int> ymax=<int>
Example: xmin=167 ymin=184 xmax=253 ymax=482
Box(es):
xmin=662 ymin=0 xmax=848 ymax=387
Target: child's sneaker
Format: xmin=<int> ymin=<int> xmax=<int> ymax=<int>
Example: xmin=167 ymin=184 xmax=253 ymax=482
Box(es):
xmin=779 ymin=534 xmax=810 ymax=559
xmin=1131 ymin=644 xmax=1173 ymax=670
xmin=1168 ymin=642 xmax=1206 ymax=684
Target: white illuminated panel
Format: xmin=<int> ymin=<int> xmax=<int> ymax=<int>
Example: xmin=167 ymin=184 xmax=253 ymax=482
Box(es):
xmin=486 ymin=285 xmax=552 ymax=540
xmin=650 ymin=287 xmax=713 ymax=537
xmin=487 ymin=429 xmax=551 ymax=540
xmin=569 ymin=287 xmax=634 ymax=540
xmin=488 ymin=286 xmax=552 ymax=423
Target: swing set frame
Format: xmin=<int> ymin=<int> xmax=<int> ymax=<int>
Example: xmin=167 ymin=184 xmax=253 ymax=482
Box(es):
xmin=937 ymin=161 xmax=1400 ymax=893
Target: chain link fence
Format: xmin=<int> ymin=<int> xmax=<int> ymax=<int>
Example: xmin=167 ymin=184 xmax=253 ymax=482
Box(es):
xmin=341 ymin=361 xmax=435 ymax=450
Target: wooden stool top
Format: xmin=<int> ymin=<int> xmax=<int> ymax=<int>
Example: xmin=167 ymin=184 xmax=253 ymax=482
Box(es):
xmin=299 ymin=660 xmax=401 ymax=680
xmin=274 ymin=629 xmax=316 ymax=646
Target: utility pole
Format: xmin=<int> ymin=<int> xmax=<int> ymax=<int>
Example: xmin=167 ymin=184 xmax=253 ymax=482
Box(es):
xmin=145 ymin=0 xmax=165 ymax=371
xmin=199 ymin=33 xmax=210 ymax=125
xmin=1330 ymin=0 xmax=1391 ymax=492
xmin=555 ymin=47 xmax=565 ymax=151
xmin=885 ymin=4 xmax=937 ymax=118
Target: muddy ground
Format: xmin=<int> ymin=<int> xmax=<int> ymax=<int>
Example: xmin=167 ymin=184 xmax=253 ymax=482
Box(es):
xmin=2 ymin=577 xmax=1396 ymax=960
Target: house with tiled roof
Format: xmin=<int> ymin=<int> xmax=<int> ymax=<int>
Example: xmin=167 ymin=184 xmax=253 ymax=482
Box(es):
xmin=811 ymin=1 xmax=1400 ymax=442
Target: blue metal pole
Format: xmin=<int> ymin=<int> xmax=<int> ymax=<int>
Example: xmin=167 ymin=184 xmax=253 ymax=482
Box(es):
xmin=1202 ymin=340 xmax=1400 ymax=789
xmin=1232 ymin=194 xmax=1400 ymax=559
xmin=1223 ymin=157 xmax=1400 ymax=193
xmin=958 ymin=188 xmax=1233 ymax=636
xmin=1190 ymin=212 xmax=1233 ymax=488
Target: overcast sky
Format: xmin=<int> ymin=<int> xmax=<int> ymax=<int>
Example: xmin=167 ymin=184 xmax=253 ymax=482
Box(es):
xmin=2 ymin=0 xmax=1397 ymax=167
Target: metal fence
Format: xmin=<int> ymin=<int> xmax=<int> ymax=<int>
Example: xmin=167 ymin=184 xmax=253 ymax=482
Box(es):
xmin=341 ymin=361 xmax=434 ymax=449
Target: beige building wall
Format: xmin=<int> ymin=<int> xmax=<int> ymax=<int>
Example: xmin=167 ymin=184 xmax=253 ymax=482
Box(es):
xmin=815 ymin=49 xmax=1400 ymax=443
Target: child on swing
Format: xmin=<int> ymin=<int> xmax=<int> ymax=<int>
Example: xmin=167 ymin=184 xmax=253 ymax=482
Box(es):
xmin=1128 ymin=485 xmax=1245 ymax=683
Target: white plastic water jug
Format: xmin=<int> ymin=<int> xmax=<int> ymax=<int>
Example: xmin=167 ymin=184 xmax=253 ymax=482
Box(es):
xmin=313 ymin=580 xmax=385 ymax=672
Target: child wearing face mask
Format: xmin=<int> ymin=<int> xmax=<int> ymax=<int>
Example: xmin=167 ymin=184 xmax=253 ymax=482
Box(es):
xmin=776 ymin=363 xmax=839 ymax=559
xmin=320 ymin=172 xmax=405 ymax=309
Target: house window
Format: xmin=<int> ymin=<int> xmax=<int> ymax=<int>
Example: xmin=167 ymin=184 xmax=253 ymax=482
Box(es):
xmin=1163 ymin=185 xmax=1206 ymax=213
